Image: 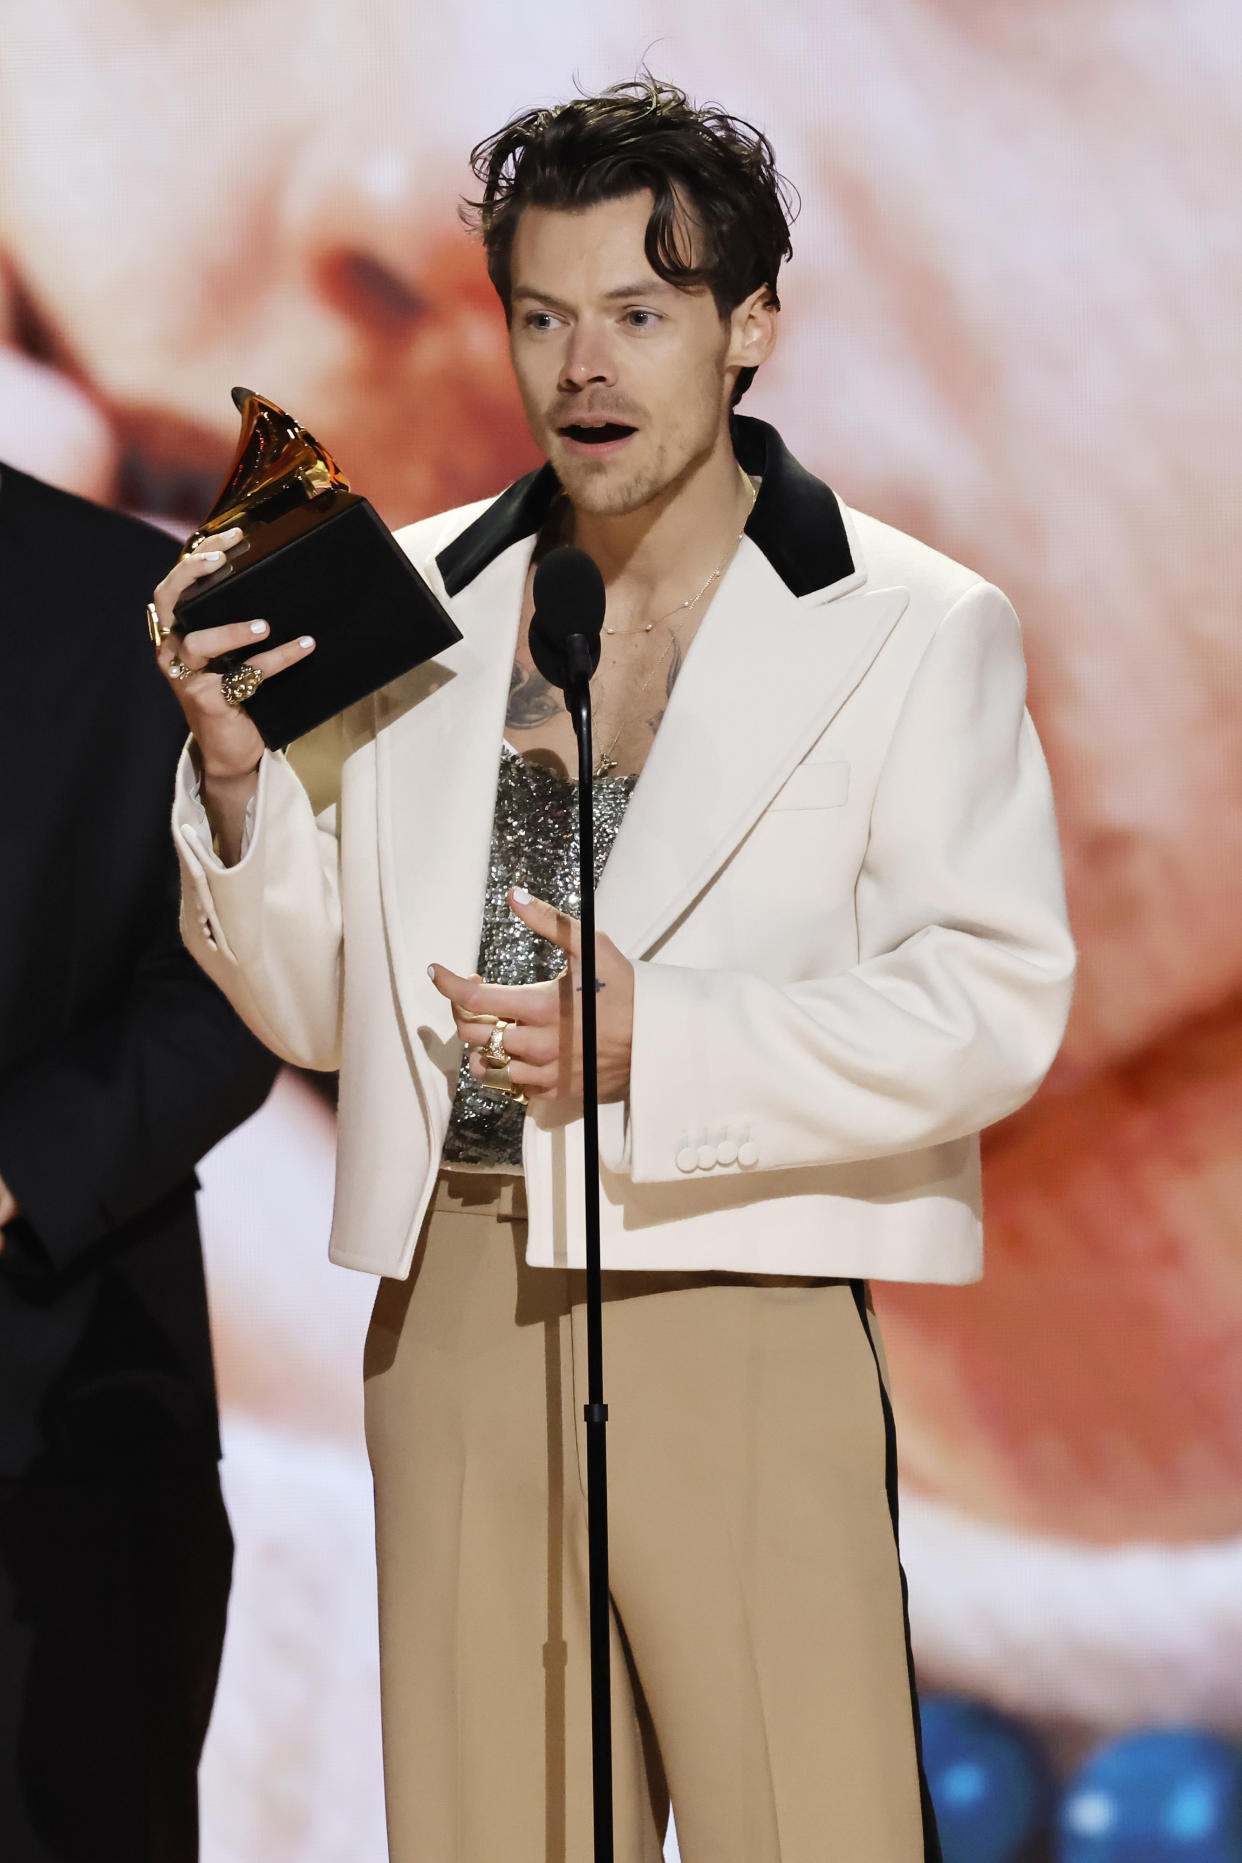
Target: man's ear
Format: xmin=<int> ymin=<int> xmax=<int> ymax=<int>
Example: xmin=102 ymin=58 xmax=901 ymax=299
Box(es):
xmin=726 ymin=287 xmax=779 ymax=379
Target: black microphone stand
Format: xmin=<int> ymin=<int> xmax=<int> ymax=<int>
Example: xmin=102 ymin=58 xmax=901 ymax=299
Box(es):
xmin=564 ymin=632 xmax=614 ymax=1863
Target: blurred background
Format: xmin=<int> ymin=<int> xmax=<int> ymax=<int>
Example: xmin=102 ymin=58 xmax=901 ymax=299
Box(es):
xmin=3 ymin=1 xmax=1241 ymax=1856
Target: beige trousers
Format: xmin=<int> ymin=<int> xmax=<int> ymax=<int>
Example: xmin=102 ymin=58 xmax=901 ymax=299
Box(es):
xmin=363 ymin=1173 xmax=936 ymax=1863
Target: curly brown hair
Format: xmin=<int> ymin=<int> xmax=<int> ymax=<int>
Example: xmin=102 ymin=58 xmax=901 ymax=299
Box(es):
xmin=463 ymin=75 xmax=797 ymax=405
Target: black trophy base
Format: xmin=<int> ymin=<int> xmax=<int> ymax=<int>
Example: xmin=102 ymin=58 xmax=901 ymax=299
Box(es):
xmin=173 ymin=491 xmax=460 ymax=749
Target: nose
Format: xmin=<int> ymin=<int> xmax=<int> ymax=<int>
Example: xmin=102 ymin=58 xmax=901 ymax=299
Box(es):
xmin=558 ymin=320 xmax=616 ymax=393
xmin=292 ymin=145 xmax=449 ymax=341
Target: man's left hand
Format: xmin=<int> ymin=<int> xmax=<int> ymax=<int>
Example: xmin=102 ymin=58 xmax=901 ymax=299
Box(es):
xmin=429 ymin=888 xmax=634 ymax=1104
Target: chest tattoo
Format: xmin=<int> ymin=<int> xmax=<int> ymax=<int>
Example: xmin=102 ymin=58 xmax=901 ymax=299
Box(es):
xmin=506 ymin=662 xmax=562 ymax=730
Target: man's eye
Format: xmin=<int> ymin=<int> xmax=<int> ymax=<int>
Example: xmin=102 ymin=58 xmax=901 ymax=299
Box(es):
xmin=624 ymin=309 xmax=659 ymax=329
xmin=523 ymin=312 xmax=557 ymax=331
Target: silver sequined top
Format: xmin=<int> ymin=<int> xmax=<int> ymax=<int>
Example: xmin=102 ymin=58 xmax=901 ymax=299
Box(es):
xmin=441 ymin=743 xmax=636 ymax=1171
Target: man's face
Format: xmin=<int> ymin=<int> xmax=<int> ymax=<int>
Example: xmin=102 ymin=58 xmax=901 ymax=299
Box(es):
xmin=507 ymin=192 xmax=740 ymax=516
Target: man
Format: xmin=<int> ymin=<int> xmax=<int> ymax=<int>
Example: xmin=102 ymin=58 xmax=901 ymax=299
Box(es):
xmin=155 ymin=79 xmax=1075 ymax=1862
xmin=0 ymin=464 xmax=278 ymax=1861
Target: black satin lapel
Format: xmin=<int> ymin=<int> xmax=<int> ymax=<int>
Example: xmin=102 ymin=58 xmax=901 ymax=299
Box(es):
xmin=435 ymin=421 xmax=855 ymax=602
xmin=733 ymin=416 xmax=857 ymax=598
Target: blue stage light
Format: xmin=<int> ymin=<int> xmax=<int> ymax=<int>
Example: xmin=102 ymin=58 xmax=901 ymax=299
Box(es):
xmin=1058 ymin=1728 xmax=1242 ymax=1861
xmin=920 ymin=1695 xmax=1052 ymax=1863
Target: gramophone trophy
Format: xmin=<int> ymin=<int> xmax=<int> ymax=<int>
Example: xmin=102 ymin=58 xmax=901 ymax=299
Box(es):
xmin=170 ymin=387 xmax=461 ymax=748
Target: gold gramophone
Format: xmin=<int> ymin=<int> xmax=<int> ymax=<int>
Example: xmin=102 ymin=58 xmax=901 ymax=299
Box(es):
xmin=171 ymin=388 xmax=460 ymax=749
xmin=183 ymin=386 xmax=351 ymax=548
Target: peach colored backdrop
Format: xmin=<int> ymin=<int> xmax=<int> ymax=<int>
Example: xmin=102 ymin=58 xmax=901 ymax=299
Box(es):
xmin=3 ymin=3 xmax=1240 ymax=1855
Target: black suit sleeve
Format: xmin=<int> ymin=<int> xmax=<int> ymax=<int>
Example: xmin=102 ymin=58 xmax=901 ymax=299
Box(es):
xmin=0 ymin=465 xmax=279 ymax=1283
xmin=0 ymin=870 xmax=277 ymax=1277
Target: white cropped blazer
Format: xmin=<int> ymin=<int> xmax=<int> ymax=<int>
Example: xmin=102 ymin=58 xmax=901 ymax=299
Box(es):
xmin=173 ymin=421 xmax=1076 ymax=1283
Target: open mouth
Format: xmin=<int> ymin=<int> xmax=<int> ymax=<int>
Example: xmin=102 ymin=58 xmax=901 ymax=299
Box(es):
xmin=558 ymin=421 xmax=638 ymax=448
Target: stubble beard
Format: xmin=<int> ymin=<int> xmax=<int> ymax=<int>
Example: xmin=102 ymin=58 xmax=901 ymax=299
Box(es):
xmin=535 ymin=365 xmax=729 ymax=520
xmin=557 ymin=456 xmax=668 ymax=518
xmin=551 ymin=410 xmax=720 ymax=521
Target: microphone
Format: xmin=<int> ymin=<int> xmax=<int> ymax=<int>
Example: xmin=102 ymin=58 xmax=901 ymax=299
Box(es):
xmin=527 ymin=538 xmax=614 ymax=1860
xmin=529 ymin=546 xmax=606 ymax=694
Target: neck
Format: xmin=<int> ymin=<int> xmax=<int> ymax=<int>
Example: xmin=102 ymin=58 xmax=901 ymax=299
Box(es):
xmin=565 ymin=426 xmax=751 ymax=620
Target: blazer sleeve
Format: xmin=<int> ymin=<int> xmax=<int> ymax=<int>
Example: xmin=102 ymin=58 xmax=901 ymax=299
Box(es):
xmin=0 ymin=878 xmax=277 ymax=1276
xmin=173 ymin=721 xmax=346 ymax=1071
xmin=619 ymin=581 xmax=1077 ymax=1183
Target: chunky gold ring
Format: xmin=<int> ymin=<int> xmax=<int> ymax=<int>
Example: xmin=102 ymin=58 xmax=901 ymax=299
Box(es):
xmin=146 ymin=601 xmax=170 ymax=648
xmin=478 ymin=1060 xmax=527 ymax=1105
xmin=477 ymin=1052 xmax=527 ymax=1105
xmin=221 ymin=663 xmax=264 ymax=708
xmin=168 ymin=654 xmax=195 ymax=681
xmin=481 ymin=1022 xmax=512 ymax=1069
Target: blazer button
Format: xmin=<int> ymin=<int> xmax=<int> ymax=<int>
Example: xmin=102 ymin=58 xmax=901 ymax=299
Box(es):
xmin=676 ymin=1146 xmax=699 ymax=1174
xmin=697 ymin=1144 xmax=717 ymax=1171
xmin=737 ymin=1141 xmax=759 ymax=1168
xmin=716 ymin=1140 xmax=738 ymax=1167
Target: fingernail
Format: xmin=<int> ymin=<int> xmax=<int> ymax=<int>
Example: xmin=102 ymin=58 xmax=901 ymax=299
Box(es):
xmin=512 ymin=886 xmax=532 ymax=905
xmin=299 ymin=635 xmax=315 ymax=649
xmin=249 ymin=620 xmax=269 ymax=635
xmin=203 ymin=550 xmax=224 ymax=563
xmin=220 ymin=527 xmax=243 ymax=540
xmin=426 ymin=964 xmax=437 ymax=980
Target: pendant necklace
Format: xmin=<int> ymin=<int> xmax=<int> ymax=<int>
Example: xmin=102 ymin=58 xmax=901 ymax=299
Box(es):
xmin=594 ymin=470 xmax=757 ymax=777
xmin=593 ymin=627 xmax=686 ymax=779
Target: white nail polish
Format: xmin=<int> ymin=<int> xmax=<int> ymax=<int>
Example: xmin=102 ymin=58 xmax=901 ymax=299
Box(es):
xmin=249 ymin=621 xmax=268 ymax=635
xmin=512 ymin=886 xmax=532 ymax=905
xmin=427 ymin=964 xmax=436 ymax=979
xmin=203 ymin=550 xmax=224 ymax=562
xmin=299 ymin=636 xmax=315 ymax=649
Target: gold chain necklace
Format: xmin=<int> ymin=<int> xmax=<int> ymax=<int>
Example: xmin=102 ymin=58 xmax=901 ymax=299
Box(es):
xmin=602 ymin=468 xmax=758 ymax=636
xmin=593 ymin=470 xmax=758 ymax=776
xmin=593 ymin=624 xmax=688 ymax=778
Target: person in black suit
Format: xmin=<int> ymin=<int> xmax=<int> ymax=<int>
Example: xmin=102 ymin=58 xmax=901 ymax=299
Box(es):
xmin=0 ymin=463 xmax=278 ymax=1862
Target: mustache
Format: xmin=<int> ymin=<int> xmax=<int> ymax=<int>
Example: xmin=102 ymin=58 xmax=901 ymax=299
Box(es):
xmin=546 ymin=396 xmax=646 ymax=430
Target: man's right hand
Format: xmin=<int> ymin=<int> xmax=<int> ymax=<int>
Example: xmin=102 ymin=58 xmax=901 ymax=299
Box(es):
xmin=150 ymin=529 xmax=316 ymax=863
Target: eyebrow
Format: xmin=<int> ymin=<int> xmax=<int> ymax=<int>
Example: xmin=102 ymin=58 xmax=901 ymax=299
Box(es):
xmin=510 ymin=281 xmax=678 ymax=311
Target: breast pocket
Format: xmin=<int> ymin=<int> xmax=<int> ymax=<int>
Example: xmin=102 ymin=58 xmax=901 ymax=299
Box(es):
xmin=768 ymin=759 xmax=850 ymax=812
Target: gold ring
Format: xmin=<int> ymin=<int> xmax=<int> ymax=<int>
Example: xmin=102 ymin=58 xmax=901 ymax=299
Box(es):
xmin=478 ymin=1062 xmax=527 ymax=1105
xmin=481 ymin=1023 xmax=512 ymax=1069
xmin=221 ymin=663 xmax=264 ymax=708
xmin=476 ymin=1019 xmax=527 ymax=1102
xmin=147 ymin=601 xmax=170 ymax=648
xmin=168 ymin=654 xmax=195 ymax=681
xmin=476 ymin=1057 xmax=527 ymax=1105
